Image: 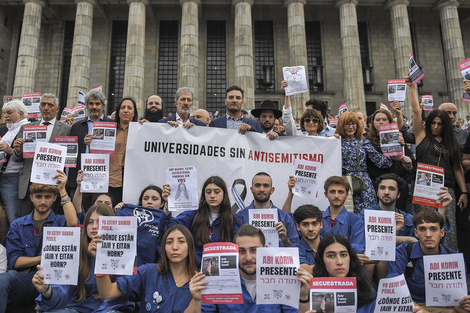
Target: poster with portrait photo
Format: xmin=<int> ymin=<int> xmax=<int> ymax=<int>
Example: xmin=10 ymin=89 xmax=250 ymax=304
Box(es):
xmin=22 ymin=92 xmax=41 ymax=118
xmin=3 ymin=95 xmax=12 ymax=105
xmin=379 ymin=123 xmax=402 ymax=158
xmin=387 ymin=80 xmax=407 ymax=107
xmin=458 ymin=58 xmax=470 ymax=103
xmin=90 ymin=122 xmax=117 ymax=156
xmin=202 ymin=256 xmax=220 ymax=277
xmin=311 ymin=292 xmax=335 ymax=313
xmin=409 ymin=50 xmax=425 ymax=85
xmin=54 ymin=136 xmax=79 ymax=168
xmin=166 ymin=166 xmax=199 ymax=211
xmin=310 ymin=277 xmax=357 ymax=313
xmin=413 ymin=163 xmax=444 ymax=208
xmin=23 ymin=125 xmax=48 ymax=158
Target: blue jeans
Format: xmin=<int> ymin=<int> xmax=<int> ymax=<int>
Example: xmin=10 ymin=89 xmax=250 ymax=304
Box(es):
xmin=0 ymin=269 xmax=38 ymax=313
xmin=0 ymin=172 xmax=21 ymax=224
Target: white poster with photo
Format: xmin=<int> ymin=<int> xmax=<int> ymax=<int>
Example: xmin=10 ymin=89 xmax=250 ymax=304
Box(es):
xmin=424 ymin=253 xmax=467 ymax=307
xmin=388 ymin=80 xmax=407 ymax=107
xmin=409 ymin=50 xmax=425 ymax=85
xmin=380 ymin=103 xmax=389 ymax=111
xmin=413 ymin=163 xmax=444 ymax=209
xmin=379 ymin=123 xmax=402 ymax=158
xmin=458 ymin=58 xmax=470 ymax=103
xmin=72 ymin=104 xmax=86 ymax=123
xmin=364 ymin=210 xmax=396 ymax=261
xmin=310 ymin=277 xmax=357 ymax=313
xmin=80 ymin=153 xmax=110 ymax=193
xmin=256 ymin=247 xmax=300 ymax=307
xmin=201 ymin=243 xmax=243 ymax=304
xmin=30 ymin=142 xmax=67 ymax=185
xmin=293 ymin=159 xmax=321 ymax=199
xmin=422 ymin=95 xmax=433 ymax=111
xmin=3 ymin=95 xmax=13 ymax=105
xmin=283 ymin=66 xmax=309 ymax=96
xmin=338 ymin=103 xmax=348 ymax=117
xmin=23 ymin=125 xmax=47 ymax=158
xmin=22 ymin=92 xmax=41 ymax=119
xmin=54 ymin=136 xmax=78 ymax=168
xmin=374 ymin=275 xmax=414 ymax=313
xmin=60 ymin=107 xmax=73 ymax=122
xmin=95 ymin=216 xmax=137 ymax=275
xmin=90 ymin=122 xmax=117 ymax=156
xmin=166 ymin=166 xmax=199 ymax=211
xmin=249 ymin=209 xmax=279 ymax=247
xmin=41 ymin=227 xmax=80 ymax=285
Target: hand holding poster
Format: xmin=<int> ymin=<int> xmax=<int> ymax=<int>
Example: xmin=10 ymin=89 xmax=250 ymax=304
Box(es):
xmin=41 ymin=227 xmax=80 ymax=285
xmin=374 ymin=274 xmax=414 ymax=313
xmin=293 ymin=159 xmax=321 ymax=199
xmin=457 ymin=58 xmax=470 ymax=103
xmin=412 ymin=163 xmax=444 ymax=208
xmin=364 ymin=210 xmax=396 ymax=261
xmin=422 ymin=95 xmax=433 ymax=111
xmin=388 ymin=80 xmax=407 ymax=107
xmin=95 ymin=216 xmax=137 ymax=275
xmin=200 ymin=243 xmax=243 ymax=304
xmin=379 ymin=123 xmax=403 ymax=158
xmin=249 ymin=209 xmax=279 ymax=247
xmin=256 ymin=247 xmax=300 ymax=307
xmin=166 ymin=166 xmax=199 ymax=211
xmin=54 ymin=136 xmax=78 ymax=168
xmin=409 ymin=50 xmax=425 ymax=85
xmin=80 ymin=153 xmax=110 ymax=193
xmin=424 ymin=253 xmax=467 ymax=307
xmin=31 ymin=142 xmax=67 ymax=185
xmin=90 ymin=122 xmax=117 ymax=156
xmin=283 ymin=66 xmax=309 ymax=96
xmin=23 ymin=125 xmax=47 ymax=158
xmin=310 ymin=277 xmax=357 ymax=313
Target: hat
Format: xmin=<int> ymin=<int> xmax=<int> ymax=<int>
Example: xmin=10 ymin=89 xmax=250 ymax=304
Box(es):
xmin=251 ymin=100 xmax=282 ymax=119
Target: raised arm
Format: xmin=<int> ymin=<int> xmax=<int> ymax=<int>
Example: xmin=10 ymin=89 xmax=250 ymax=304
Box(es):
xmin=407 ymin=74 xmax=425 ymax=145
xmin=55 ymin=170 xmax=78 ymax=227
xmin=72 ymin=170 xmax=84 ymax=214
xmin=281 ymin=175 xmax=295 ymax=214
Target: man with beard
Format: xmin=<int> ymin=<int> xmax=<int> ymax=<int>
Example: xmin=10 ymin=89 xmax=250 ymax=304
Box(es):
xmin=250 ymin=100 xmax=282 ymax=140
xmin=158 ymin=87 xmax=205 ymax=127
xmin=209 ymin=86 xmax=262 ymax=134
xmin=236 ymin=172 xmax=298 ymax=247
xmin=185 ymin=224 xmax=312 ymax=313
xmin=143 ymin=95 xmax=164 ymax=122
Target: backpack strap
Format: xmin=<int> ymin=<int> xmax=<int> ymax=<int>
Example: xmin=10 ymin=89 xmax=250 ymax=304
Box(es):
xmin=405 ymin=242 xmax=417 ymax=277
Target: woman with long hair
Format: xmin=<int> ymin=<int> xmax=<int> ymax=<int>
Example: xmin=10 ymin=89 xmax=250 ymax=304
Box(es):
xmin=408 ymin=74 xmax=467 ymax=250
xmin=335 ymin=112 xmax=392 ymax=213
xmin=96 ymin=225 xmax=198 ymax=313
xmin=161 ymin=176 xmax=239 ymax=263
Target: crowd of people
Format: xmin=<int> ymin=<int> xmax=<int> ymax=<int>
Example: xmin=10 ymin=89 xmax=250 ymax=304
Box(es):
xmin=0 ymin=77 xmax=470 ymax=313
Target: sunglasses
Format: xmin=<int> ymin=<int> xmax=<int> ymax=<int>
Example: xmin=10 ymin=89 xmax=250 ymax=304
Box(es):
xmin=304 ymin=118 xmax=320 ymax=124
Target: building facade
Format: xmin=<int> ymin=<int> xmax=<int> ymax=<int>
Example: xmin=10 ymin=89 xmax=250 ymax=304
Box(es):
xmin=0 ymin=0 xmax=469 ymax=118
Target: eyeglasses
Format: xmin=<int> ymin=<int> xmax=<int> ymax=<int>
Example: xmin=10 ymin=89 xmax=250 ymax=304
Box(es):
xmin=40 ymin=102 xmax=55 ymax=108
xmin=304 ymin=118 xmax=320 ymax=124
xmin=345 ymin=122 xmax=357 ymax=128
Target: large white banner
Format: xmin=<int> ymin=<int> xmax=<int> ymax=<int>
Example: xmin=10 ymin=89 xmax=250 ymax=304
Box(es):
xmin=123 ymin=123 xmax=342 ymax=212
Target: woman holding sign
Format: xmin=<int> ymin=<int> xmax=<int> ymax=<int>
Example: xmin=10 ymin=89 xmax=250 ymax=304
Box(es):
xmin=96 ymin=224 xmax=198 ymax=313
xmin=161 ymin=176 xmax=240 ymax=263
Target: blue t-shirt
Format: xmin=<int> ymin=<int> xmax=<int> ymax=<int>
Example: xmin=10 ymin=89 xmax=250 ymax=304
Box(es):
xmin=291 ymin=237 xmax=317 ymax=265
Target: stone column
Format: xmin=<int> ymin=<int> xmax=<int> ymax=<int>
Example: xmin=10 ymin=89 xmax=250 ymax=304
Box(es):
xmin=335 ymin=0 xmax=365 ymax=112
xmin=285 ymin=0 xmax=309 ymax=114
xmin=123 ymin=0 xmax=147 ymax=115
xmin=13 ymin=0 xmax=45 ymax=98
xmin=386 ymin=0 xmax=412 ymax=117
xmin=66 ymin=0 xmax=95 ymax=108
xmin=437 ymin=0 xmax=465 ymax=109
xmin=233 ymin=0 xmax=255 ymax=109
xmin=179 ymin=0 xmax=200 ymax=108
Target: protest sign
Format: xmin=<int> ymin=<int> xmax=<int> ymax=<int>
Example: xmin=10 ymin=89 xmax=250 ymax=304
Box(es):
xmin=123 ymin=123 xmax=342 ymax=213
xmin=422 ymin=95 xmax=433 ymax=111
xmin=379 ymin=123 xmax=402 ymax=158
xmin=3 ymin=95 xmax=12 ymax=105
xmin=374 ymin=274 xmax=414 ymax=313
xmin=380 ymin=103 xmax=389 ymax=111
xmin=256 ymin=247 xmax=300 ymax=307
xmin=95 ymin=216 xmax=137 ymax=275
xmin=338 ymin=103 xmax=348 ymax=117
xmin=60 ymin=107 xmax=73 ymax=122
xmin=23 ymin=125 xmax=47 ymax=158
xmin=293 ymin=159 xmax=321 ymax=199
xmin=90 ymin=122 xmax=117 ymax=156
xmin=458 ymin=58 xmax=470 ymax=103
xmin=72 ymin=104 xmax=86 ymax=123
xmin=80 ymin=153 xmax=110 ymax=193
xmin=90 ymin=85 xmax=103 ymax=92
xmin=412 ymin=163 xmax=444 ymax=208
xmin=364 ymin=210 xmax=396 ymax=261
xmin=31 ymin=142 xmax=67 ymax=185
xmin=283 ymin=66 xmax=309 ymax=96
xmin=166 ymin=166 xmax=199 ymax=211
xmin=388 ymin=80 xmax=407 ymax=107
xmin=424 ymin=253 xmax=467 ymax=307
xmin=310 ymin=277 xmax=357 ymax=313
xmin=22 ymin=92 xmax=41 ymax=119
xmin=41 ymin=227 xmax=80 ymax=285
xmin=54 ymin=136 xmax=78 ymax=168
xmin=329 ymin=118 xmax=338 ymax=127
xmin=200 ymin=243 xmax=243 ymax=304
xmin=249 ymin=209 xmax=279 ymax=247
xmin=409 ymin=50 xmax=425 ymax=85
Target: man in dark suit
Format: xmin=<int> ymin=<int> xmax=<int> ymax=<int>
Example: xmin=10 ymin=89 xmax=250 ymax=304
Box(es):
xmin=12 ymin=93 xmax=72 ymax=214
xmin=209 ymin=86 xmax=262 ymax=134
xmin=158 ymin=87 xmax=205 ymax=128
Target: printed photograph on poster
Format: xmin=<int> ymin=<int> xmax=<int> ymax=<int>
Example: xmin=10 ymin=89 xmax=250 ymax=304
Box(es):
xmin=309 ymin=277 xmax=357 ymax=313
xmin=249 ymin=209 xmax=279 ymax=247
xmin=293 ymin=159 xmax=322 ymax=199
xmin=166 ymin=166 xmax=199 ymax=211
xmin=40 ymin=227 xmax=80 ymax=285
xmin=80 ymin=153 xmax=110 ymax=193
xmin=388 ymin=80 xmax=407 ymax=106
xmin=22 ymin=125 xmax=48 ymax=158
xmin=282 ymin=66 xmax=309 ymax=96
xmin=311 ymin=292 xmax=334 ymax=313
xmin=89 ymin=122 xmax=117 ymax=156
xmin=200 ymin=243 xmax=243 ymax=305
xmin=30 ymin=142 xmax=67 ymax=185
xmin=409 ymin=50 xmax=426 ymax=85
xmin=3 ymin=95 xmax=13 ymax=105
xmin=364 ymin=210 xmax=396 ymax=261
xmin=379 ymin=123 xmax=402 ymax=158
xmin=94 ymin=216 xmax=137 ymax=275
xmin=422 ymin=95 xmax=433 ymax=111
xmin=22 ymin=92 xmax=42 ymax=118
xmin=54 ymin=136 xmax=78 ymax=168
xmin=374 ymin=274 xmax=414 ymax=313
xmin=412 ymin=163 xmax=444 ymax=208
xmin=60 ymin=107 xmax=73 ymax=122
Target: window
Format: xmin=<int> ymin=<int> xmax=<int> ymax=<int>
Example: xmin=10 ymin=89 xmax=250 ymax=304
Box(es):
xmin=158 ymin=21 xmax=179 ymax=116
xmin=206 ymin=21 xmax=226 ymax=114
xmin=59 ymin=21 xmax=74 ymax=110
xmin=254 ymin=21 xmax=275 ymax=91
xmin=358 ymin=22 xmax=373 ymax=91
xmin=108 ymin=21 xmax=128 ymax=114
xmin=306 ymin=21 xmax=323 ymax=91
